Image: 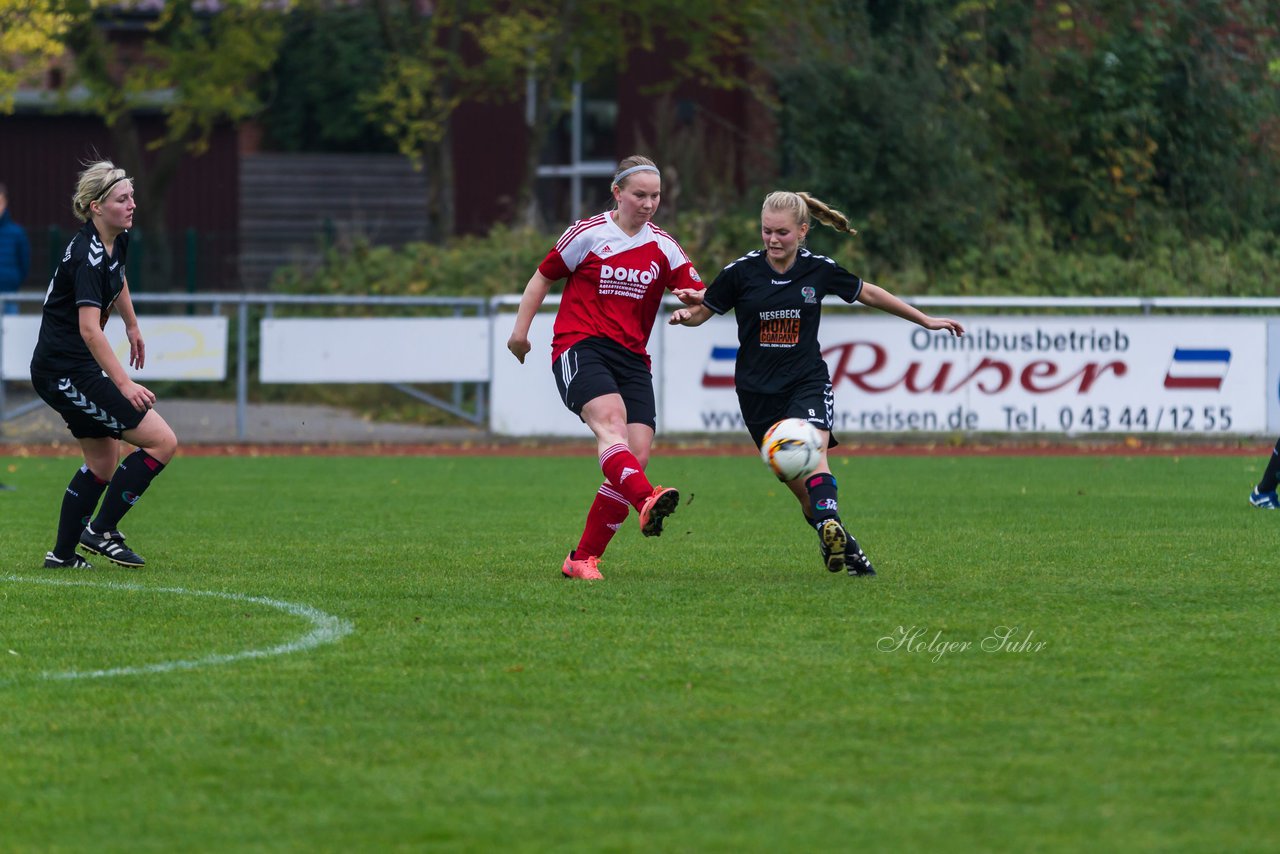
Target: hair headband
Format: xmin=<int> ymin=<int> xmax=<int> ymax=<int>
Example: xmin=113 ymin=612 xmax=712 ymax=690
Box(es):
xmin=96 ymin=174 xmax=130 ymax=201
xmin=612 ymin=164 xmax=660 ymax=185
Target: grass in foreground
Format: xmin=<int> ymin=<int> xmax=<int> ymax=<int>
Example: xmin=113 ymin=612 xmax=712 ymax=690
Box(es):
xmin=0 ymin=452 xmax=1276 ymax=852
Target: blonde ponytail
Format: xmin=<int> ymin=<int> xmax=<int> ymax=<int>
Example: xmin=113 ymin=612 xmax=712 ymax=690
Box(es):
xmin=762 ymin=191 xmax=857 ymax=236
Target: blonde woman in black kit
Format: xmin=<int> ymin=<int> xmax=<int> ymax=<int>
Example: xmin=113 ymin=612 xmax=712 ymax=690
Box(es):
xmin=29 ymin=160 xmax=178 ymax=568
xmin=670 ymin=191 xmax=964 ymax=576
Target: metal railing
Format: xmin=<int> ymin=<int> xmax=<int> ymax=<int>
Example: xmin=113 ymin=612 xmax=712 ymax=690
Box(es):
xmin=1 ymin=292 xmax=490 ymax=439
xmin=490 ymin=294 xmax=1280 ymax=312
xmin=6 ymin=292 xmax=1280 ymax=440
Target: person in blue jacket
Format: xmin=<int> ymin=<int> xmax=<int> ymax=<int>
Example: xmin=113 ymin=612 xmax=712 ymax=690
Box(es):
xmin=0 ymin=182 xmax=32 ymax=490
xmin=0 ymin=183 xmax=32 ymax=315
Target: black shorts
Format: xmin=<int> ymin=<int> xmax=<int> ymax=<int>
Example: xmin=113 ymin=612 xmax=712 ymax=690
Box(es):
xmin=552 ymin=337 xmax=657 ymax=429
xmin=738 ymin=380 xmax=839 ymax=450
xmin=31 ymin=369 xmax=145 ymax=440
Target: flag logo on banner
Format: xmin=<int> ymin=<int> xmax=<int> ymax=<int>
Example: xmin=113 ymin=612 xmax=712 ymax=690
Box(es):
xmin=1163 ymin=348 xmax=1231 ymax=390
xmin=701 ymin=346 xmax=737 ymax=388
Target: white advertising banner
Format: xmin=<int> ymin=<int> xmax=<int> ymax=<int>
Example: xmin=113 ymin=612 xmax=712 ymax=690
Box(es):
xmin=661 ymin=315 xmax=1269 ymax=435
xmin=260 ymin=318 xmax=490 ymax=383
xmin=487 ymin=312 xmax=673 ymax=436
xmin=2 ymin=314 xmax=228 ymax=381
xmin=1268 ymin=319 xmax=1280 ymax=434
xmin=489 ymin=313 xmax=574 ymax=435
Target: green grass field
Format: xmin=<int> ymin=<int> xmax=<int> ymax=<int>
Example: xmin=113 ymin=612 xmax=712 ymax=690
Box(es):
xmin=1 ymin=450 xmax=1277 ymax=852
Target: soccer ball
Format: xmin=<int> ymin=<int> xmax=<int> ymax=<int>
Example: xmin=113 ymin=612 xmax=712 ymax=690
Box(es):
xmin=760 ymin=418 xmax=823 ymax=482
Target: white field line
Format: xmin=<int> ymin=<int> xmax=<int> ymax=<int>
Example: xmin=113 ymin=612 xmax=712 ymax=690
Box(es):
xmin=1 ymin=575 xmax=354 ymax=681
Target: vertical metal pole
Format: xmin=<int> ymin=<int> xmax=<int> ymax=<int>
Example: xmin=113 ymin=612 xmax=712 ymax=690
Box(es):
xmin=0 ymin=303 xmax=7 ymax=422
xmin=237 ymin=297 xmax=249 ymax=440
xmin=452 ymin=305 xmax=464 ymax=413
xmin=525 ymin=68 xmax=536 ymax=127
xmin=47 ymin=225 xmax=62 ymax=280
xmin=131 ymin=227 xmax=143 ymax=291
xmin=185 ymin=228 xmax=198 ymax=314
xmin=483 ymin=297 xmax=495 ymax=432
xmin=570 ymin=80 xmax=584 ymax=220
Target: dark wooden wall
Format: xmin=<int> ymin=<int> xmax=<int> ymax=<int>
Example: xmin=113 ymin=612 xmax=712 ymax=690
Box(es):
xmin=1 ymin=74 xmax=766 ymax=290
xmin=0 ymin=113 xmax=240 ymax=289
xmin=239 ymin=153 xmax=429 ymax=289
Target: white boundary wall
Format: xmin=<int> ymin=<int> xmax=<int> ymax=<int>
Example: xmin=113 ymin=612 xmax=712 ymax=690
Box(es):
xmin=489 ymin=304 xmax=1280 ymax=437
xmin=1269 ymin=320 xmax=1280 ymax=432
xmin=259 ymin=318 xmax=490 ymax=383
xmin=2 ymin=314 xmax=228 ymax=381
xmin=659 ymin=315 xmax=1267 ymax=435
xmin=5 ymin=294 xmax=1279 ymax=438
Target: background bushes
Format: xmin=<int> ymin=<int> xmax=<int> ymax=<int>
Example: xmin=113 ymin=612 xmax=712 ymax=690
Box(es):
xmin=270 ymin=0 xmax=1278 ymax=300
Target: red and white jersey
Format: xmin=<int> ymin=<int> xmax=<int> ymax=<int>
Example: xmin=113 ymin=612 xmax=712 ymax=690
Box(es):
xmin=538 ymin=211 xmax=703 ymax=364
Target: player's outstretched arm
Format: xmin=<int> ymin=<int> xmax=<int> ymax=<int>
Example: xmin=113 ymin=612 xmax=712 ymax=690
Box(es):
xmin=507 ymin=271 xmax=555 ymax=364
xmin=78 ymin=303 xmax=156 ymax=412
xmin=672 ymin=288 xmax=704 ymax=306
xmin=669 ymin=304 xmax=712 ymax=327
xmin=115 ymin=277 xmax=146 ymax=369
xmin=857 ymin=282 xmax=965 ymax=337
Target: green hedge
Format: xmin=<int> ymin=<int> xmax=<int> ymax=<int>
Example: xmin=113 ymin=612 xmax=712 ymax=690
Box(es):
xmin=272 ymin=216 xmax=1278 ymax=301
xmin=270 ymin=226 xmax=553 ymax=300
xmin=205 ymin=212 xmax=1276 ymax=426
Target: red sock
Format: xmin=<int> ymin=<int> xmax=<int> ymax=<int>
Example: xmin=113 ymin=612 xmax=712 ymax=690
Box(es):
xmin=599 ymin=443 xmax=654 ymax=508
xmin=574 ymin=483 xmax=631 ymax=558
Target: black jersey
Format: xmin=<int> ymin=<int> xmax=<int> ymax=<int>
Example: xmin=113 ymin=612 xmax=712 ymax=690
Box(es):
xmin=702 ymin=248 xmax=863 ymax=394
xmin=30 ymin=222 xmax=129 ymax=376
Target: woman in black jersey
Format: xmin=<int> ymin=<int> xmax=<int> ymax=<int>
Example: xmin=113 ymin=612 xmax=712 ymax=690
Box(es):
xmin=1247 ymin=439 xmax=1280 ymax=509
xmin=669 ymin=191 xmax=964 ymax=576
xmin=29 ymin=160 xmax=178 ymax=569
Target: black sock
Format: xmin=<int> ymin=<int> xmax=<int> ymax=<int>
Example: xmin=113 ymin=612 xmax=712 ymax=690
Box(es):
xmin=91 ymin=450 xmax=166 ymax=532
xmin=54 ymin=465 xmax=109 ymax=558
xmin=805 ymin=473 xmax=841 ymax=526
xmin=1259 ymin=436 xmax=1280 ymax=493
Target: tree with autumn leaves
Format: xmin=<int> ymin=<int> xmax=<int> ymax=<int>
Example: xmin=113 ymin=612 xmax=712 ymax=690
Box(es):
xmin=357 ymin=0 xmax=788 ymax=236
xmin=1 ymin=0 xmax=283 ymax=288
xmin=2 ymin=0 xmax=1277 ymax=287
xmin=3 ymin=0 xmax=790 ymax=245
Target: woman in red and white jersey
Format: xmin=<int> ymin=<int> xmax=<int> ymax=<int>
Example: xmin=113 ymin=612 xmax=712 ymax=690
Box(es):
xmin=507 ymin=155 xmax=703 ymax=580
